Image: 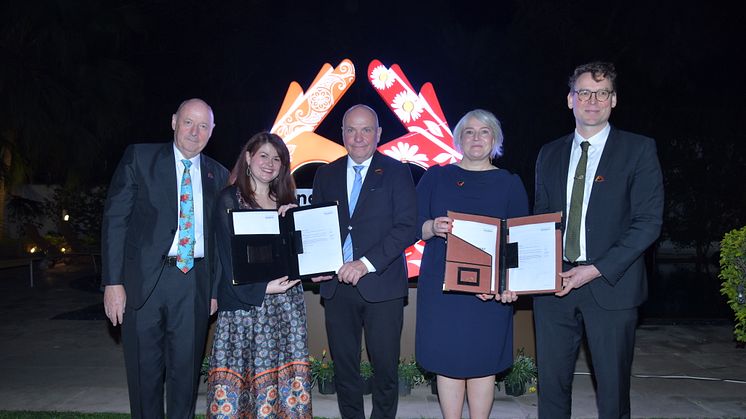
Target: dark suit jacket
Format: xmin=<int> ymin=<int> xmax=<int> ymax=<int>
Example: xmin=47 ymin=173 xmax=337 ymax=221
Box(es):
xmin=534 ymin=127 xmax=664 ymax=310
xmin=312 ymin=151 xmax=417 ymax=303
xmin=101 ymin=143 xmax=229 ymax=309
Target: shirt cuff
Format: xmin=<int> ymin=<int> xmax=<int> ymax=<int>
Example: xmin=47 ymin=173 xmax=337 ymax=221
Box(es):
xmin=360 ymin=257 xmax=376 ymax=273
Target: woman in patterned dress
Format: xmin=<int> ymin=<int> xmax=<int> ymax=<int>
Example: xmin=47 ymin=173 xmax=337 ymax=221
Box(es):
xmin=207 ymin=132 xmax=312 ymax=418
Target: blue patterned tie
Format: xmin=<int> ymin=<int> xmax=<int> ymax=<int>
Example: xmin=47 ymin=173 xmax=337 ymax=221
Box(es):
xmin=342 ymin=165 xmax=364 ymax=262
xmin=177 ymin=159 xmax=195 ymax=273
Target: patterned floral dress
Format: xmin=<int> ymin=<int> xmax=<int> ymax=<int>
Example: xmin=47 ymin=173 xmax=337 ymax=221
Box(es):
xmin=206 ymin=192 xmax=312 ymax=418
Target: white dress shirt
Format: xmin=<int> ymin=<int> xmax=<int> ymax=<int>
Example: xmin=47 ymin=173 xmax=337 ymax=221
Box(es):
xmin=564 ymin=124 xmax=610 ymax=262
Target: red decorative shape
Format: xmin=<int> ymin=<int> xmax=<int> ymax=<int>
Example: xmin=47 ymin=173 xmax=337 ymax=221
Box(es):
xmin=368 ymin=59 xmax=464 ymax=278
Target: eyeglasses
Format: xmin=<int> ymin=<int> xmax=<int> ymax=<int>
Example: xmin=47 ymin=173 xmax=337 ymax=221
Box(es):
xmin=573 ymin=89 xmax=614 ymax=102
xmin=461 ymin=128 xmax=492 ymax=139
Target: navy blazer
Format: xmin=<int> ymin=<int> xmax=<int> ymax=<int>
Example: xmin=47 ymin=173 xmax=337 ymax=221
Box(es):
xmin=101 ymin=142 xmax=229 ymax=309
xmin=534 ymin=127 xmax=664 ymax=309
xmin=312 ymin=151 xmax=418 ymax=302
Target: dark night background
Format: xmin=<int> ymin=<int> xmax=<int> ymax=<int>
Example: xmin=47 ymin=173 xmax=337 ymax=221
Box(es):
xmin=2 ymin=1 xmax=745 ymax=319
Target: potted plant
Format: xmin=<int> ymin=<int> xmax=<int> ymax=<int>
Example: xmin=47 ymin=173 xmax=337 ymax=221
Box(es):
xmin=360 ymin=359 xmax=374 ymax=395
xmin=719 ymin=226 xmax=746 ymax=344
xmin=502 ymin=349 xmax=537 ymax=397
xmin=310 ymin=349 xmax=335 ymax=394
xmin=397 ymin=359 xmax=424 ymax=396
xmin=421 ymin=369 xmax=438 ymax=395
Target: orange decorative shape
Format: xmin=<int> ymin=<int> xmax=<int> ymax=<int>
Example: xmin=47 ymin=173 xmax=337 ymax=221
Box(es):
xmin=271 ymin=59 xmax=355 ymax=172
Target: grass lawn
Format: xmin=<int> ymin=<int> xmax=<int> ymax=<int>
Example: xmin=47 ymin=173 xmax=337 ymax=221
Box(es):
xmin=0 ymin=412 xmax=329 ymax=419
xmin=0 ymin=414 xmax=131 ymax=419
xmin=0 ymin=413 xmax=206 ymax=419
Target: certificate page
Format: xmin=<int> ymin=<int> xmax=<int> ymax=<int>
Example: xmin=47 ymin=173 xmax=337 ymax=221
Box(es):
xmin=451 ymin=219 xmax=498 ymax=290
xmin=232 ymin=210 xmax=280 ymax=235
xmin=507 ymin=221 xmax=557 ymax=292
xmin=292 ymin=205 xmax=343 ymax=276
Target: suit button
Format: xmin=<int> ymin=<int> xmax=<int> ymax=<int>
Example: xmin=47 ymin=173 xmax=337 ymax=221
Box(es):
xmin=348 ymin=225 xmax=353 ymax=231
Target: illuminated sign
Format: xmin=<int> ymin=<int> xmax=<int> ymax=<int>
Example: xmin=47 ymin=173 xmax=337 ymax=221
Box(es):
xmin=271 ymin=59 xmax=355 ymax=172
xmin=278 ymin=59 xmax=461 ymax=278
xmin=368 ymin=60 xmax=461 ymax=168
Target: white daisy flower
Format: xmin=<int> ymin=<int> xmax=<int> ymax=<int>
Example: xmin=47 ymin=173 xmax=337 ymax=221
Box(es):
xmin=391 ymin=91 xmax=423 ymax=123
xmin=369 ymin=65 xmax=396 ymax=90
xmin=383 ymin=142 xmax=428 ymax=164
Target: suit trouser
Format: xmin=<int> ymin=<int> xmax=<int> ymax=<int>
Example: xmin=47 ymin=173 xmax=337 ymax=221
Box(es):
xmin=533 ymin=280 xmax=638 ymax=419
xmin=324 ymin=284 xmax=404 ymax=419
xmin=122 ymin=263 xmax=209 ymax=419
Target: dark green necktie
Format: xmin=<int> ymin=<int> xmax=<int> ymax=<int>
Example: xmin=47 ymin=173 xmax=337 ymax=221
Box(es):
xmin=565 ymin=141 xmax=590 ymax=262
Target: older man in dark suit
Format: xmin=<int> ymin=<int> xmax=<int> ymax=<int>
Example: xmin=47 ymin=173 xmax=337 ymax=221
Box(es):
xmin=533 ymin=62 xmax=664 ymax=419
xmin=102 ymin=98 xmax=229 ymax=419
xmin=312 ymin=104 xmax=417 ymax=419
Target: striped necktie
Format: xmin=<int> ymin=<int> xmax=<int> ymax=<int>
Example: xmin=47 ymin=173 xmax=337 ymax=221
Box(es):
xmin=342 ymin=165 xmax=364 ymax=262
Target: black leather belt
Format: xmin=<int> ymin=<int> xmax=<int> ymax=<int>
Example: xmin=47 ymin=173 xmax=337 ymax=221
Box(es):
xmin=163 ymin=256 xmax=204 ymax=266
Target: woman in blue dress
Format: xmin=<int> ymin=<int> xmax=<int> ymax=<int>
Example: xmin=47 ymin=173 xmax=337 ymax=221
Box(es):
xmin=415 ymin=109 xmax=529 ymax=419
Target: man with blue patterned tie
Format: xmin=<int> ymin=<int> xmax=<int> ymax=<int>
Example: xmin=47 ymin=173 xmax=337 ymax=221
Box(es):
xmin=312 ymin=104 xmax=417 ymax=419
xmin=101 ymin=98 xmax=229 ymax=419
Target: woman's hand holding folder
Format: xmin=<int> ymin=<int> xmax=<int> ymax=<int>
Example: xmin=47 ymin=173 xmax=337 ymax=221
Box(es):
xmin=266 ymin=276 xmax=300 ymax=294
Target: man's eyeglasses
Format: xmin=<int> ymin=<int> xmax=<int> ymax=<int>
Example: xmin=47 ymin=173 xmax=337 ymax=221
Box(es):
xmin=573 ymin=89 xmax=614 ymax=102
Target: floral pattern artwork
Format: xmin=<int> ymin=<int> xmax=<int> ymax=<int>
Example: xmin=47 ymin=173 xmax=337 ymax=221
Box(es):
xmin=382 ymin=142 xmax=428 ymax=165
xmin=391 ymin=91 xmax=424 ymax=123
xmin=367 ymin=60 xmax=462 ymax=170
xmin=368 ymin=59 xmax=463 ymax=277
xmin=369 ymin=65 xmax=396 ymax=90
xmin=270 ymin=59 xmax=355 ymax=172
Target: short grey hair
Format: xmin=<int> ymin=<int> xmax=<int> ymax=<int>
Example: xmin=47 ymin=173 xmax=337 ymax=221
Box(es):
xmin=452 ymin=109 xmax=504 ymax=159
xmin=341 ymin=104 xmax=380 ymax=128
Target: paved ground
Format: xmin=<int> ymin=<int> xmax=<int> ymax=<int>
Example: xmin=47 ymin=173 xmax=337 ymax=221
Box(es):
xmin=1 ymin=262 xmax=745 ymax=418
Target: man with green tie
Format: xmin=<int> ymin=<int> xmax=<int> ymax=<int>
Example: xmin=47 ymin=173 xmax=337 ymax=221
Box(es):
xmin=533 ymin=62 xmax=664 ymax=419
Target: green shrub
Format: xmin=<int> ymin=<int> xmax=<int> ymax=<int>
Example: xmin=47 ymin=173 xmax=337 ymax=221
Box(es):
xmin=719 ymin=226 xmax=746 ymax=343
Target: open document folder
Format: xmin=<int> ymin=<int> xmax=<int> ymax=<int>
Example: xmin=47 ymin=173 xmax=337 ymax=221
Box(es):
xmin=444 ymin=211 xmax=563 ymax=295
xmin=229 ymin=202 xmax=343 ymax=284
